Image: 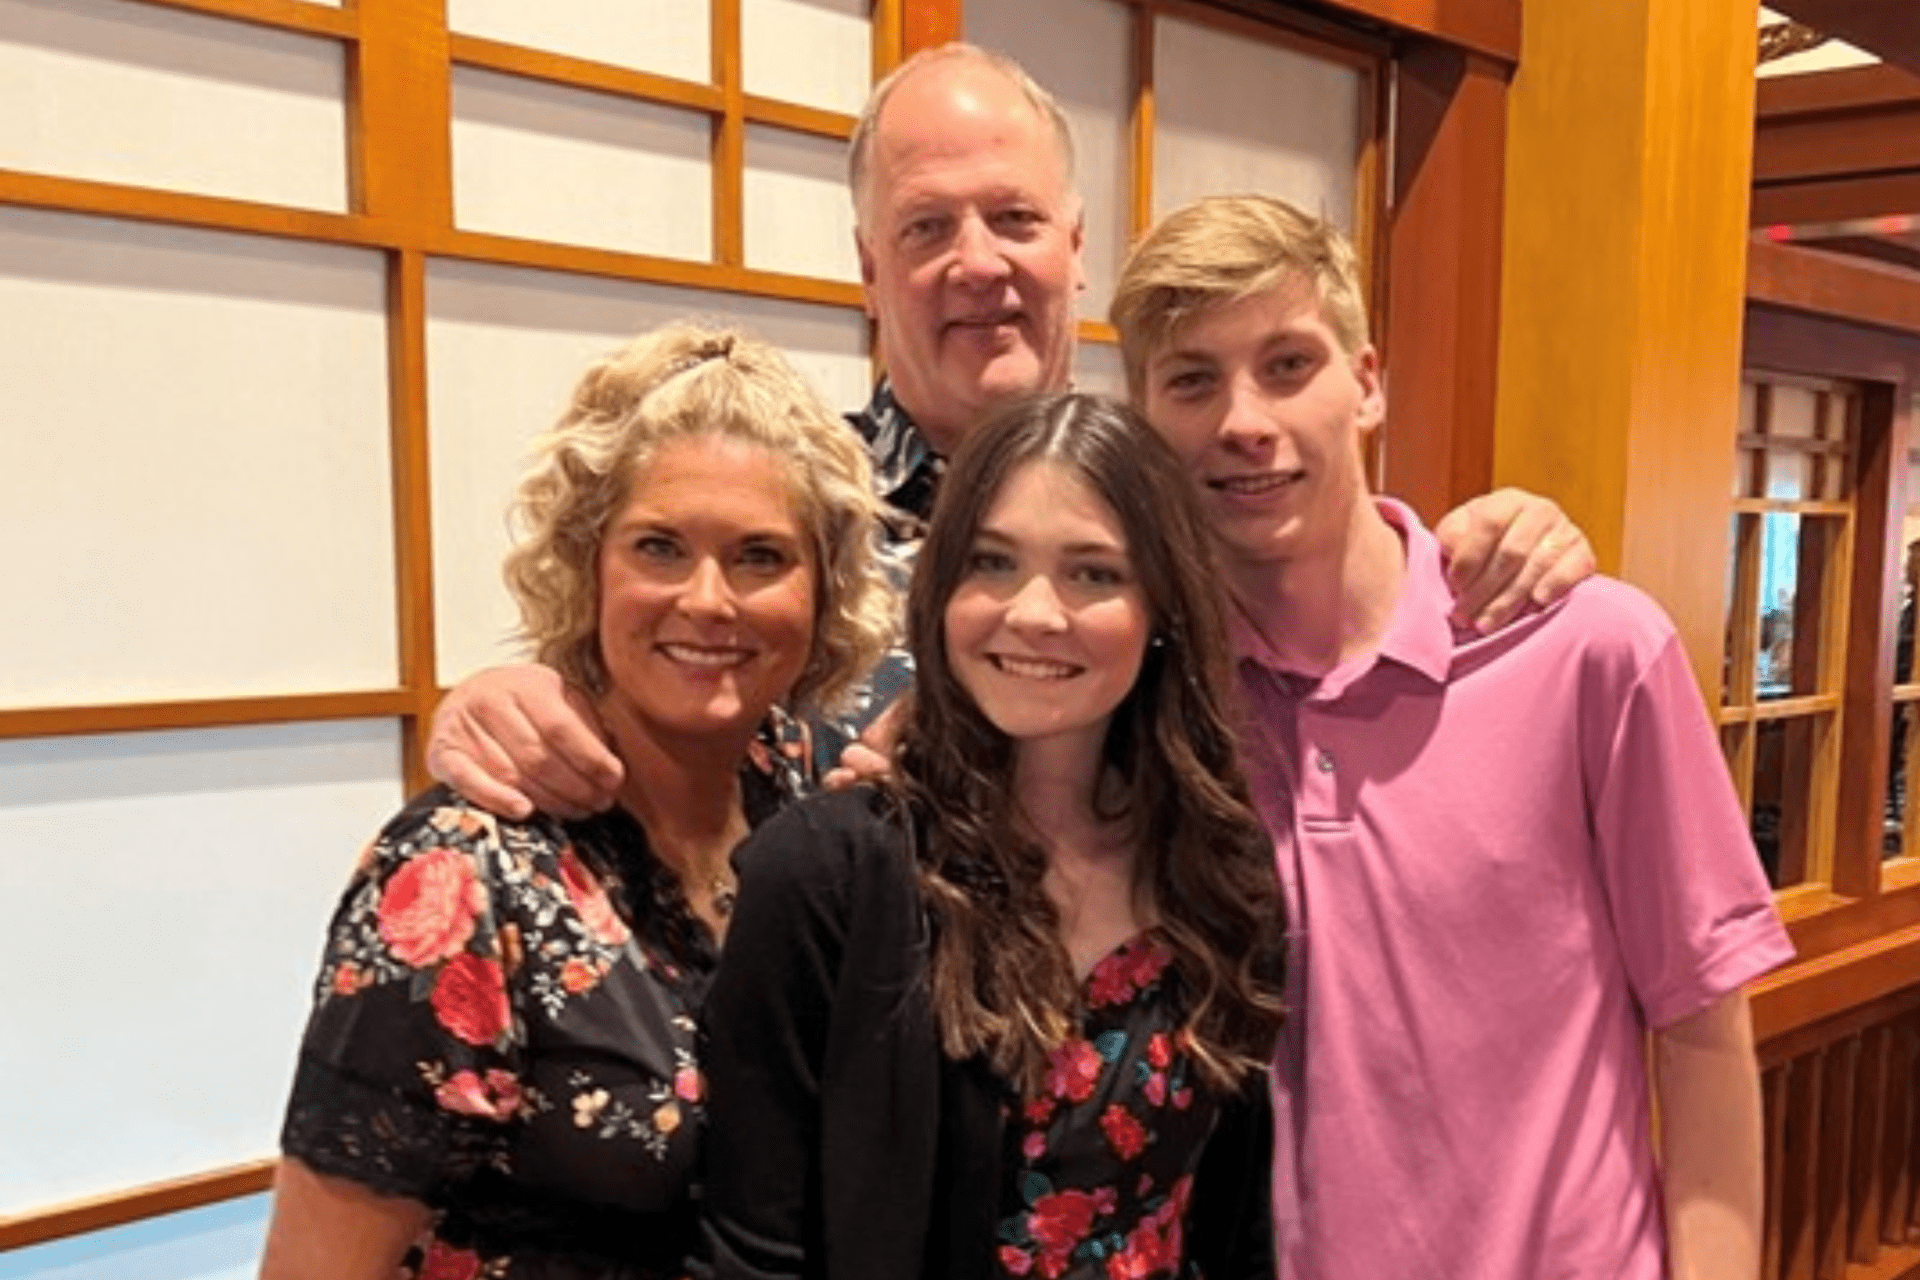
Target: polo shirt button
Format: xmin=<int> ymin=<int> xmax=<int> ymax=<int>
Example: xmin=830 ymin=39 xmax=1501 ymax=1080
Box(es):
xmin=1315 ymin=750 xmax=1335 ymax=774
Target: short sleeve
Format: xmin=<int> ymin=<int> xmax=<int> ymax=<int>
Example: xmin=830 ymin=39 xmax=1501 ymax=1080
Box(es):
xmin=1587 ymin=623 xmax=1795 ymax=1029
xmin=279 ymin=790 xmax=563 ymax=1201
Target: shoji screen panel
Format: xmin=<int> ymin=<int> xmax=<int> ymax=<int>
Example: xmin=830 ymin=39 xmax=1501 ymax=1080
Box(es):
xmin=1150 ymin=12 xmax=1368 ymax=234
xmin=0 ymin=722 xmax=404 ymax=1213
xmin=0 ymin=0 xmax=349 ymax=211
xmin=0 ymin=208 xmax=396 ymax=708
xmin=427 ymin=262 xmax=871 ymax=684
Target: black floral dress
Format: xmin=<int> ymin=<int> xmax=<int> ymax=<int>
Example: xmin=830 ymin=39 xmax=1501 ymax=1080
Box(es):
xmin=280 ymin=724 xmax=806 ymax=1280
xmin=992 ymin=934 xmax=1222 ymax=1280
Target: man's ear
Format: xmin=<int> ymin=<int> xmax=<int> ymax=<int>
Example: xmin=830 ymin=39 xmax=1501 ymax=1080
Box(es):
xmin=1071 ymin=205 xmax=1088 ymax=293
xmin=1353 ymin=344 xmax=1386 ymax=434
xmin=855 ymin=230 xmax=878 ymax=320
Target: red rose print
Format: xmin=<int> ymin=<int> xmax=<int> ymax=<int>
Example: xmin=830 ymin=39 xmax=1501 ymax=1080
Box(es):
xmin=559 ymin=847 xmax=629 ymax=946
xmin=1028 ymin=1189 xmax=1102 ymax=1277
xmin=330 ymin=964 xmax=363 ymax=997
xmin=432 ymin=953 xmax=510 ymax=1046
xmin=1024 ymin=1095 xmax=1057 ymax=1125
xmin=1086 ymin=951 xmax=1136 ymax=1007
xmin=1126 ymin=939 xmax=1174 ymax=989
xmin=1100 ymin=1104 xmax=1148 ymax=1160
xmin=415 ymin=1240 xmax=483 ymax=1280
xmin=999 ymin=1245 xmax=1035 ymax=1276
xmin=1023 ymin=1129 xmax=1047 ymax=1160
xmin=674 ymin=1066 xmax=704 ymax=1102
xmin=560 ymin=957 xmax=599 ymax=995
xmin=1172 ymin=1086 xmax=1192 ymax=1111
xmin=1043 ymin=1039 xmax=1103 ymax=1102
xmin=1143 ymin=1073 xmax=1167 ymax=1107
xmin=434 ymin=1068 xmax=523 ymax=1120
xmin=1146 ymin=1033 xmax=1172 ymax=1069
xmin=379 ymin=847 xmax=483 ymax=967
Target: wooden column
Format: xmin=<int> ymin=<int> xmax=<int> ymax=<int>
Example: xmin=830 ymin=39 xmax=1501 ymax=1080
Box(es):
xmin=1378 ymin=44 xmax=1509 ymax=523
xmin=1493 ymin=0 xmax=1757 ymax=701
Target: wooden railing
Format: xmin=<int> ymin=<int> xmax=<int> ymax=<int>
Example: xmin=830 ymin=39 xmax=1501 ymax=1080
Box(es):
xmin=1758 ymin=983 xmax=1920 ymax=1280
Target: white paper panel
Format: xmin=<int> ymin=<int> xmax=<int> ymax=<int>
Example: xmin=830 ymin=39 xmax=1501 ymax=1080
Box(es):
xmin=448 ymin=0 xmax=708 ymax=86
xmin=1152 ymin=16 xmax=1361 ymax=231
xmin=0 ymin=0 xmax=347 ymax=211
xmin=966 ymin=0 xmax=1131 ymax=319
xmin=452 ymin=67 xmax=713 ymax=262
xmin=741 ymin=0 xmax=870 ymax=116
xmin=0 ymin=208 xmax=397 ymax=707
xmin=744 ymin=125 xmax=860 ymax=282
xmin=426 ymin=261 xmax=872 ymax=683
xmin=1074 ymin=339 xmax=1127 ymax=401
xmin=0 ymin=721 xmax=405 ymax=1215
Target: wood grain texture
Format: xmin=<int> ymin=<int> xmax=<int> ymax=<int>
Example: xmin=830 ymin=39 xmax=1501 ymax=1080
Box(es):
xmin=0 ymin=692 xmax=413 ymax=740
xmin=0 ymin=1160 xmax=275 ymax=1251
xmin=1376 ymin=44 xmax=1506 ymax=522
xmin=134 ymin=0 xmax=354 ymax=37
xmin=1295 ymin=0 xmax=1518 ymax=64
xmin=1493 ymin=0 xmax=1758 ymax=703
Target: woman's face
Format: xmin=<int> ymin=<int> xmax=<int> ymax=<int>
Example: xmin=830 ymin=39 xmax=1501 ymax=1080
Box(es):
xmin=942 ymin=460 xmax=1151 ymax=766
xmin=597 ymin=436 xmax=817 ymax=745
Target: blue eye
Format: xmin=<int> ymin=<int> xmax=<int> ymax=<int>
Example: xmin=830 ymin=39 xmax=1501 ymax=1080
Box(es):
xmin=738 ymin=542 xmax=792 ymax=573
xmin=633 ymin=534 xmax=681 ymax=560
xmin=966 ymin=549 xmax=1015 ymax=576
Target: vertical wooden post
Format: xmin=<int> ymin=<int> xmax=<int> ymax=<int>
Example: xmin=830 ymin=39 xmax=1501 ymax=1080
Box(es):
xmin=1377 ymin=44 xmax=1509 ymax=524
xmin=1493 ymin=0 xmax=1758 ymax=702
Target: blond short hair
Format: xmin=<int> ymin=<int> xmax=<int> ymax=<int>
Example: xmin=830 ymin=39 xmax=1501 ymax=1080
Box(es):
xmin=1110 ymin=195 xmax=1371 ymax=398
xmin=847 ymin=42 xmax=1076 ymax=226
xmin=503 ymin=323 xmax=896 ymax=715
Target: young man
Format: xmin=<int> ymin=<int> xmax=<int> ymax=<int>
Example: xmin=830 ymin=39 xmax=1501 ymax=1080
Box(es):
xmin=425 ymin=45 xmax=1596 ymax=815
xmin=1110 ymin=194 xmax=1793 ymax=1280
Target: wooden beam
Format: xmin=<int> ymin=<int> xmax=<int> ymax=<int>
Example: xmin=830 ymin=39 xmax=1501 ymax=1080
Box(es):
xmin=1749 ymin=241 xmax=1920 ymax=338
xmin=1758 ymin=63 xmax=1920 ymax=119
xmin=1377 ymin=44 xmax=1507 ymax=522
xmin=1755 ymin=172 xmax=1920 ymax=227
xmin=901 ymin=0 xmax=960 ymax=55
xmin=1762 ymin=0 xmax=1920 ymax=82
xmin=0 ymin=1161 xmax=275 ymax=1251
xmin=1493 ymin=0 xmax=1757 ymax=701
xmin=1286 ymin=0 xmax=1519 ymax=65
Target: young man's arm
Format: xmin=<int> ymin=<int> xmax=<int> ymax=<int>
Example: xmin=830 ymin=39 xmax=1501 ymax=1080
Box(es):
xmin=1434 ymin=487 xmax=1595 ymax=631
xmin=1653 ymin=988 xmax=1765 ymax=1280
xmin=426 ymin=665 xmax=623 ymax=819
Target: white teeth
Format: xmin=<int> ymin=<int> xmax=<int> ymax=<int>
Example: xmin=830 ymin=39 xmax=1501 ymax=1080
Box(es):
xmin=992 ymin=655 xmax=1080 ymax=679
xmin=660 ymin=643 xmax=747 ymax=667
xmin=1213 ymin=472 xmax=1300 ymax=495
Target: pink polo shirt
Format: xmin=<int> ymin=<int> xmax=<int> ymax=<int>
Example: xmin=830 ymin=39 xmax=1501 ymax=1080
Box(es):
xmin=1235 ymin=500 xmax=1793 ymax=1280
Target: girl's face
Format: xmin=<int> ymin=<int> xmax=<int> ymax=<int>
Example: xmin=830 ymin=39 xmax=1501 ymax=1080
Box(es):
xmin=942 ymin=460 xmax=1152 ymax=767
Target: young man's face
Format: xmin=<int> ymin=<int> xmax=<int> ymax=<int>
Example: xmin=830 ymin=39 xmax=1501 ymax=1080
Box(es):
xmin=1140 ymin=282 xmax=1382 ymax=573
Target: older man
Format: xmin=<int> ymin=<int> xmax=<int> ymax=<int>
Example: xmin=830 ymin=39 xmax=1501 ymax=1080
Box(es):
xmin=428 ymin=43 xmax=1592 ymax=815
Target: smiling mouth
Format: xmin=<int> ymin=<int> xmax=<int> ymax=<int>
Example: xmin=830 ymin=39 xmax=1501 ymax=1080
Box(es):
xmin=1209 ymin=470 xmax=1304 ymax=496
xmin=658 ymin=642 xmax=751 ymax=669
xmin=990 ymin=654 xmax=1083 ymax=680
xmin=948 ymin=313 xmax=1022 ymax=333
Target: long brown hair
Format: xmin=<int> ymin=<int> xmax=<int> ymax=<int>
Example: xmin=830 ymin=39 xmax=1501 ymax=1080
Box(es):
xmin=890 ymin=392 xmax=1284 ymax=1096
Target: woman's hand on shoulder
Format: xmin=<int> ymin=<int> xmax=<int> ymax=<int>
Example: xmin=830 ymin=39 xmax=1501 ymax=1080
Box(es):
xmin=427 ymin=665 xmax=622 ymax=820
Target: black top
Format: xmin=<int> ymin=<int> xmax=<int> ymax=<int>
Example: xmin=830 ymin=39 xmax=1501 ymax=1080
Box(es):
xmin=700 ymin=788 xmax=1274 ymax=1280
xmin=280 ymin=757 xmax=796 ymax=1280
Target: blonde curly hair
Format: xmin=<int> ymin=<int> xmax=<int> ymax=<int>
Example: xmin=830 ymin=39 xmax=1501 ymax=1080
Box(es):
xmin=502 ymin=323 xmax=896 ymax=715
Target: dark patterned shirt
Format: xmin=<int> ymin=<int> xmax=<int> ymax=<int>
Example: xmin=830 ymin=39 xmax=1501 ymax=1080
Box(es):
xmin=279 ymin=723 xmax=808 ymax=1280
xmin=992 ymin=934 xmax=1221 ymax=1280
xmin=809 ymin=378 xmax=941 ymax=769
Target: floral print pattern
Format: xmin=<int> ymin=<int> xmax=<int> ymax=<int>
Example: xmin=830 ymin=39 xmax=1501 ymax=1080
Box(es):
xmin=281 ymin=753 xmax=798 ymax=1280
xmin=994 ymin=934 xmax=1220 ymax=1280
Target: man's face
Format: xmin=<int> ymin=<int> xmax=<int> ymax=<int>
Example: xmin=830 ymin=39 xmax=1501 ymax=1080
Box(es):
xmin=856 ymin=61 xmax=1084 ymax=454
xmin=1140 ymin=282 xmax=1383 ymax=574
